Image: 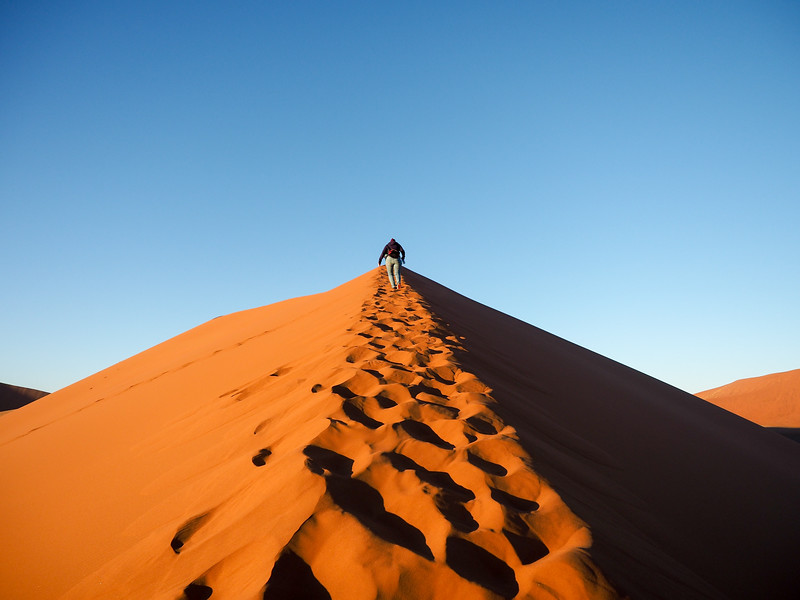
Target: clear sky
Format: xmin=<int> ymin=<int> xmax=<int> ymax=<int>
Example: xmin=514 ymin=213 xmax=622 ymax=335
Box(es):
xmin=2 ymin=1 xmax=798 ymax=395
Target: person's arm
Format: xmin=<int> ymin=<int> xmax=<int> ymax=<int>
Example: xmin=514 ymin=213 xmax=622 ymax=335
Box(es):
xmin=378 ymin=246 xmax=387 ymax=265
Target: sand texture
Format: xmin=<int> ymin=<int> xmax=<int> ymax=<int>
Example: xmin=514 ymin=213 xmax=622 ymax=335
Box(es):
xmin=697 ymin=369 xmax=800 ymax=428
xmin=2 ymin=269 xmax=799 ymax=599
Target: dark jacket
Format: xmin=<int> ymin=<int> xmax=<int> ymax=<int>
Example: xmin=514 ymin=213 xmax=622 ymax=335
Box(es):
xmin=379 ymin=239 xmax=405 ymax=264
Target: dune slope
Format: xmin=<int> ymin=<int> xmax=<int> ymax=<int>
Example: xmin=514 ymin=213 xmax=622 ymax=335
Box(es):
xmin=405 ymin=269 xmax=800 ymax=600
xmin=0 ymin=383 xmax=49 ymax=412
xmin=697 ymin=369 xmax=800 ymax=428
xmin=0 ymin=270 xmax=619 ymax=600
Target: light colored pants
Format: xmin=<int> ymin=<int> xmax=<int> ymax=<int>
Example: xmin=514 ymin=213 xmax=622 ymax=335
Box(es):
xmin=385 ymin=256 xmax=402 ymax=288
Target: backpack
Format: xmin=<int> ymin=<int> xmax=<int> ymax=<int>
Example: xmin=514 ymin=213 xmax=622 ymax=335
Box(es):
xmin=388 ymin=247 xmax=400 ymax=258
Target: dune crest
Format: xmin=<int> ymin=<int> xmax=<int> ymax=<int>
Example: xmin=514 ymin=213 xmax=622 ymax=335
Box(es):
xmin=0 ymin=271 xmax=618 ymax=600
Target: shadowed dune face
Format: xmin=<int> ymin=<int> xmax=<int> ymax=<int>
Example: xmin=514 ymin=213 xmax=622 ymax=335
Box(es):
xmin=2 ymin=268 xmax=797 ymax=600
xmin=404 ymin=269 xmax=800 ymax=600
xmin=0 ymin=382 xmax=49 ymax=411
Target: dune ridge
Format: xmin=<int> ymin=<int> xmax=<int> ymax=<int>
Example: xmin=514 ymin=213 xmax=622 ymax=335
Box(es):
xmin=0 ymin=270 xmax=618 ymax=600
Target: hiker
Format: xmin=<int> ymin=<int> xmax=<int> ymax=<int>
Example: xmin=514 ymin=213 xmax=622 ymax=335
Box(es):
xmin=378 ymin=238 xmax=406 ymax=290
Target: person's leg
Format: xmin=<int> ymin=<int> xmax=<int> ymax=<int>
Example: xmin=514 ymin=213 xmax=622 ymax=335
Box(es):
xmin=386 ymin=258 xmax=397 ymax=288
xmin=392 ymin=258 xmax=401 ymax=288
xmin=391 ymin=258 xmax=402 ymax=288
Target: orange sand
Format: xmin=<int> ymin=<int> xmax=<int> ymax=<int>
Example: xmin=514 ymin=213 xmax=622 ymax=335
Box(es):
xmin=697 ymin=369 xmax=800 ymax=428
xmin=1 ymin=269 xmax=799 ymax=600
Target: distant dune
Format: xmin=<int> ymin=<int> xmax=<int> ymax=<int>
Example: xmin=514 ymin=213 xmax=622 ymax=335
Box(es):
xmin=1 ymin=269 xmax=798 ymax=600
xmin=697 ymin=369 xmax=800 ymax=428
xmin=0 ymin=382 xmax=48 ymax=412
xmin=697 ymin=369 xmax=800 ymax=443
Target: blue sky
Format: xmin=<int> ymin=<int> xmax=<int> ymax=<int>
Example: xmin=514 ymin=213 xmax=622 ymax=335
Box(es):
xmin=2 ymin=1 xmax=798 ymax=394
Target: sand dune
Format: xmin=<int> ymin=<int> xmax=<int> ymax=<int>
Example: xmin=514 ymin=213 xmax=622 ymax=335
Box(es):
xmin=405 ymin=270 xmax=800 ymax=599
xmin=0 ymin=383 xmax=48 ymax=412
xmin=1 ymin=269 xmax=799 ymax=599
xmin=697 ymin=369 xmax=800 ymax=428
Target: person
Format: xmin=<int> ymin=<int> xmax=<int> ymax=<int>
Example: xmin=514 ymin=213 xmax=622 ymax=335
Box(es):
xmin=378 ymin=238 xmax=405 ymax=290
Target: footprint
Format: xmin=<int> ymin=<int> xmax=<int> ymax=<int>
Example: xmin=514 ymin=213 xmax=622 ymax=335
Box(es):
xmin=374 ymin=393 xmax=397 ymax=408
xmin=435 ymin=493 xmax=479 ymax=533
xmin=362 ymin=369 xmax=386 ymax=383
xmin=382 ymin=452 xmax=474 ymax=501
xmin=465 ymin=415 xmax=498 ymax=435
xmin=345 ymin=347 xmax=380 ymax=364
xmin=324 ymin=476 xmax=434 ymax=561
xmin=263 ymin=550 xmax=331 ymax=600
xmin=380 ymin=367 xmax=417 ymax=385
xmin=171 ymin=513 xmax=210 ymax=554
xmin=490 ymin=487 xmax=539 ymax=513
xmin=302 ymin=445 xmax=354 ymax=477
xmin=408 ymin=383 xmax=445 ymax=399
xmin=416 ymin=399 xmax=460 ymax=420
xmin=331 ymin=384 xmax=357 ymax=399
xmin=466 ymin=450 xmax=508 ymax=476
xmin=181 ymin=581 xmax=213 ymax=600
xmin=385 ymin=349 xmax=424 ymax=367
xmin=394 ymin=420 xmax=455 ymax=450
xmin=445 ymin=536 xmax=519 ymax=599
xmin=252 ymin=448 xmax=273 ymax=467
xmin=424 ymin=366 xmax=456 ymax=385
xmin=503 ymin=525 xmax=548 ymax=564
xmin=342 ymin=399 xmax=383 ymax=430
xmin=373 ymin=383 xmax=414 ymax=404
xmin=335 ymin=371 xmax=382 ymax=396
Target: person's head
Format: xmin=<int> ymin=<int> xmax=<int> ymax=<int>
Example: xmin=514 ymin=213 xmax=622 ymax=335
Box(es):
xmin=390 ymin=238 xmax=395 ymax=243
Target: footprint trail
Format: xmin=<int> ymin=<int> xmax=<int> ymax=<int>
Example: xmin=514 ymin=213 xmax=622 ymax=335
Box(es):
xmin=260 ymin=274 xmax=620 ymax=599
